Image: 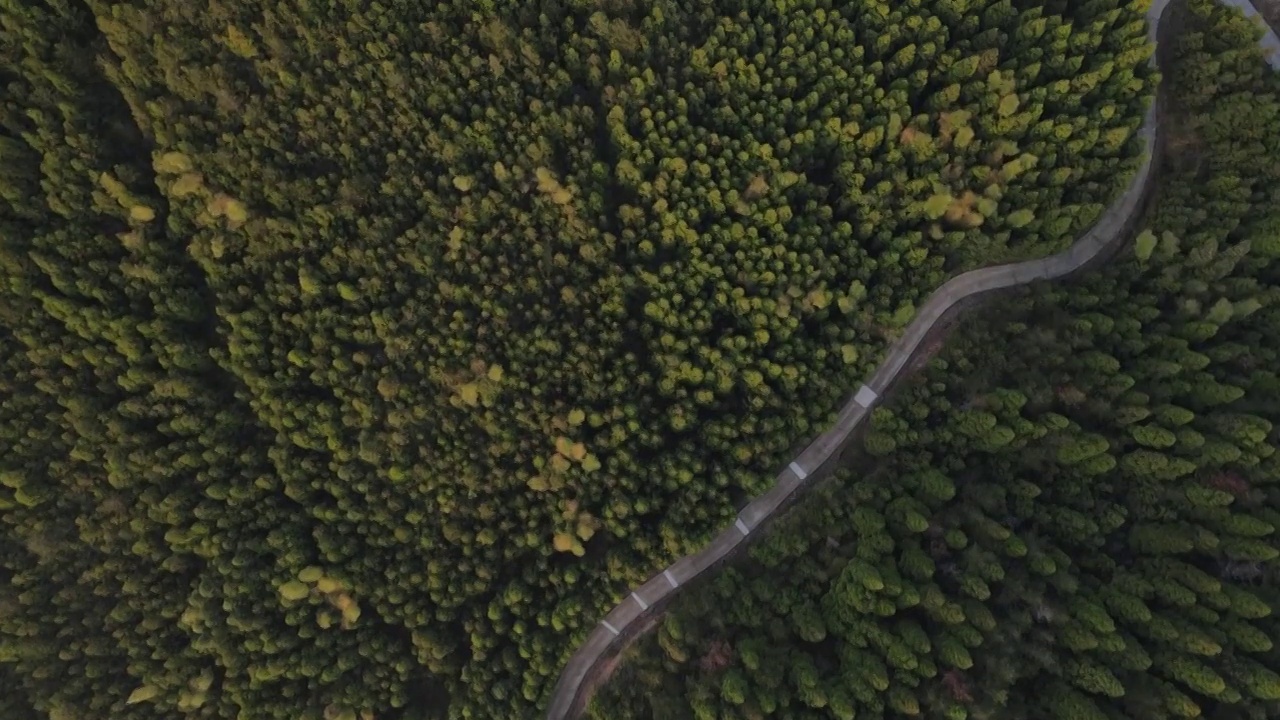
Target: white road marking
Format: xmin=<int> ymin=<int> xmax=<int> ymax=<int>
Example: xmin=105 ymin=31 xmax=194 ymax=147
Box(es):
xmin=854 ymin=384 xmax=879 ymax=407
xmin=663 ymin=569 xmax=678 ymax=588
xmin=631 ymin=593 xmax=649 ymax=611
xmin=735 ymin=518 xmax=750 ymax=536
xmin=602 ymin=620 xmax=620 ymax=635
xmin=789 ymin=461 xmax=808 ymax=480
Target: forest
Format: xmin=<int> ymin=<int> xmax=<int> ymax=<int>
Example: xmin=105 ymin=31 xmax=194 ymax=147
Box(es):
xmin=589 ymin=0 xmax=1280 ymax=717
xmin=0 ymin=0 xmax=1221 ymax=719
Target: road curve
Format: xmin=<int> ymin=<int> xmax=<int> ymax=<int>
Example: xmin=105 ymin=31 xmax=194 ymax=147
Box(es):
xmin=545 ymin=0 xmax=1174 ymax=717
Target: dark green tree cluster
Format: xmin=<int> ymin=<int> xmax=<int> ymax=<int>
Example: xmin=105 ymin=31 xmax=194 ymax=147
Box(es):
xmin=590 ymin=2 xmax=1280 ymax=718
xmin=0 ymin=0 xmax=1154 ymax=718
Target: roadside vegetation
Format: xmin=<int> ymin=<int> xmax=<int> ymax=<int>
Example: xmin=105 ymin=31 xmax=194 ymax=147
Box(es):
xmin=590 ymin=3 xmax=1280 ymax=717
xmin=0 ymin=0 xmax=1162 ymax=717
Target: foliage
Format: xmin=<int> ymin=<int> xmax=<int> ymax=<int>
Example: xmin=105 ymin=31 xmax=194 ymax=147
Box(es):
xmin=589 ymin=3 xmax=1280 ymax=718
xmin=0 ymin=0 xmax=1155 ymax=717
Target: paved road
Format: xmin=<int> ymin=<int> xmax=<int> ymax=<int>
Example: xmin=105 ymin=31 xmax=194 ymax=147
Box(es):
xmin=544 ymin=0 xmax=1175 ymax=717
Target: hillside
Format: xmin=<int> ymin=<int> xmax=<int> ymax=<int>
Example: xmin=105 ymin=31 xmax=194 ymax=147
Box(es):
xmin=588 ymin=1 xmax=1280 ymax=717
xmin=0 ymin=0 xmax=1157 ymax=718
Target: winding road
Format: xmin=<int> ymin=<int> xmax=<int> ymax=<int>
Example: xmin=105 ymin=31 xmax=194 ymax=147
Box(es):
xmin=545 ymin=0 xmax=1179 ymax=716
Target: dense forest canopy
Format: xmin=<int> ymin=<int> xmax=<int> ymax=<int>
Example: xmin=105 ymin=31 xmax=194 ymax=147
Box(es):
xmin=1 ymin=0 xmax=1157 ymax=718
xmin=591 ymin=1 xmax=1280 ymax=718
